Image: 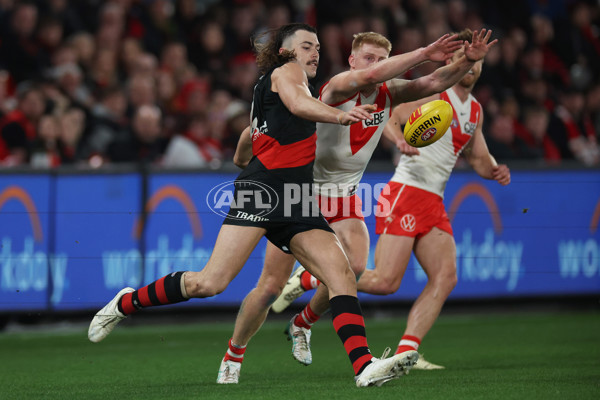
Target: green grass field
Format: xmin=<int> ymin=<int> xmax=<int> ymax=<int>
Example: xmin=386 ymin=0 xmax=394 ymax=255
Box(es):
xmin=0 ymin=309 xmax=598 ymax=400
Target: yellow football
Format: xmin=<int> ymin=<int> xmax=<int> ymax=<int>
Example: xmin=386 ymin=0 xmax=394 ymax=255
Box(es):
xmin=403 ymin=99 xmax=453 ymax=148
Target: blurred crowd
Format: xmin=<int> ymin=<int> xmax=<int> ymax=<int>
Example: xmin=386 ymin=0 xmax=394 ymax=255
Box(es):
xmin=0 ymin=0 xmax=598 ymax=169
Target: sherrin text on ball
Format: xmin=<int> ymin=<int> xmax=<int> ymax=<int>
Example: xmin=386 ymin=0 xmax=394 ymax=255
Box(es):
xmin=403 ymin=100 xmax=453 ymax=148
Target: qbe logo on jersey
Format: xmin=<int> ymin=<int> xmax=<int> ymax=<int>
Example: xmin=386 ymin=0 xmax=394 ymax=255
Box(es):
xmin=206 ymin=180 xmax=279 ymax=221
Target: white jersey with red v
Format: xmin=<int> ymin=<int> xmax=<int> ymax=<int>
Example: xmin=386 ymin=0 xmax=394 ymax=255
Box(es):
xmin=313 ymin=82 xmax=393 ymax=197
xmin=391 ymin=88 xmax=482 ymax=198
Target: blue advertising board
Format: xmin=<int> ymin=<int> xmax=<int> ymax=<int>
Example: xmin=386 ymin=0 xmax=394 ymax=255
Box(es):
xmin=142 ymin=173 xmax=268 ymax=307
xmin=0 ymin=175 xmax=52 ymax=311
xmin=0 ymin=168 xmax=598 ymax=312
xmin=353 ymin=170 xmax=600 ymax=303
xmin=52 ymin=173 xmax=142 ymax=310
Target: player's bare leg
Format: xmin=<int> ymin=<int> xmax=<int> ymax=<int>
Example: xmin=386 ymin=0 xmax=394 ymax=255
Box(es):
xmin=394 ymin=228 xmax=456 ymax=370
xmin=290 ymin=229 xmax=356 ymax=298
xmin=357 ymin=232 xmax=440 ymax=369
xmin=406 ymin=228 xmax=457 ymax=339
xmin=274 ymin=218 xmax=370 ymax=314
xmin=301 ymin=218 xmax=371 ymax=313
xmin=290 ymin=229 xmax=418 ymax=386
xmin=357 ymin=233 xmax=414 ymax=295
xmin=89 ymin=225 xmax=266 ymax=343
xmin=232 ymin=243 xmax=296 ymax=345
xmin=279 ymin=219 xmax=372 ymax=366
xmin=333 ymin=218 xmax=370 ymax=278
xmin=219 ymin=243 xmax=296 ymax=383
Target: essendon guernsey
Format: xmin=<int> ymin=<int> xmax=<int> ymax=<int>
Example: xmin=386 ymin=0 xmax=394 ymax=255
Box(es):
xmin=239 ymin=65 xmax=317 ymax=185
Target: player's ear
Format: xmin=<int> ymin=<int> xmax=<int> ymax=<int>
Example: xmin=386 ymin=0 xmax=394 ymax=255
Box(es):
xmin=278 ymin=47 xmax=285 ymax=54
xmin=349 ymin=54 xmax=355 ymax=68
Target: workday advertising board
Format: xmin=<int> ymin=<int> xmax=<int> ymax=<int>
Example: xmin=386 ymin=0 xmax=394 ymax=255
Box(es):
xmin=356 ymin=170 xmax=600 ymax=302
xmin=0 ymin=177 xmax=54 ymax=311
xmin=0 ymin=169 xmax=598 ymax=313
xmin=54 ymin=173 xmax=268 ymax=310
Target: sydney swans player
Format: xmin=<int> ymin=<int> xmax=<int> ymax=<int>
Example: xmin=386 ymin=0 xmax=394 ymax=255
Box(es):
xmin=365 ymin=28 xmax=511 ymax=367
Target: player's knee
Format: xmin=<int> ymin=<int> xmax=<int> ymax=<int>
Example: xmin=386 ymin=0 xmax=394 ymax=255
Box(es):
xmin=430 ymin=264 xmax=457 ymax=293
xmin=377 ymin=280 xmax=401 ymax=295
xmin=186 ymin=275 xmax=227 ymax=298
xmin=320 ymin=260 xmax=356 ymax=291
xmin=366 ymin=272 xmax=401 ymax=295
xmin=256 ymin=278 xmax=284 ymax=305
xmin=349 ymin=260 xmax=366 ymax=277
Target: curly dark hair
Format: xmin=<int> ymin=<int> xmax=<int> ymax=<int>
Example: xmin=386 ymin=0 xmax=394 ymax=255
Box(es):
xmin=252 ymin=23 xmax=317 ymax=74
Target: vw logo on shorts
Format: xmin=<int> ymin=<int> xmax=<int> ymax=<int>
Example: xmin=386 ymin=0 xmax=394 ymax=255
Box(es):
xmin=400 ymin=214 xmax=416 ymax=232
xmin=206 ymin=180 xmax=279 ymax=219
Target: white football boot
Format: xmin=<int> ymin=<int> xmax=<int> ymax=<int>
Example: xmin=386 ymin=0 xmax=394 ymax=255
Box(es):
xmin=271 ymin=266 xmax=307 ymax=313
xmin=216 ymin=359 xmax=241 ymax=384
xmin=355 ymin=349 xmax=418 ymax=387
xmin=413 ymin=354 xmax=445 ymax=370
xmin=88 ymin=287 xmax=134 ymax=343
xmin=285 ymin=316 xmax=312 ymax=365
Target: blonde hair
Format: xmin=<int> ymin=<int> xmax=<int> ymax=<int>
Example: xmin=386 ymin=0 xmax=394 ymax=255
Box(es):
xmin=351 ymin=32 xmax=392 ymax=54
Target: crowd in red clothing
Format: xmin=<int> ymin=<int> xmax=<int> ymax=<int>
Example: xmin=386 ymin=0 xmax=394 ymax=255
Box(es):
xmin=0 ymin=0 xmax=598 ymax=168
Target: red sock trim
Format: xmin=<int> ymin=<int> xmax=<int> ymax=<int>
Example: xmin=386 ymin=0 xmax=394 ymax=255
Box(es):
xmin=292 ymin=315 xmax=302 ymax=328
xmin=303 ymin=304 xmax=319 ymax=322
xmin=228 ymin=339 xmax=246 ymax=355
xmin=396 ymin=335 xmax=422 ymax=354
xmin=402 ymin=335 xmax=421 ymax=344
xmin=295 ymin=304 xmax=321 ymax=329
xmin=294 ymin=313 xmax=309 ymax=329
xmin=120 ymin=292 xmax=136 ymax=315
xmin=300 ymin=271 xmax=320 ymax=290
xmin=224 ymin=339 xmax=246 ymax=363
xmin=352 ymin=354 xmax=373 ymax=375
xmin=223 ymin=353 xmax=244 ymax=362
xmin=332 ymin=313 xmax=365 ymax=332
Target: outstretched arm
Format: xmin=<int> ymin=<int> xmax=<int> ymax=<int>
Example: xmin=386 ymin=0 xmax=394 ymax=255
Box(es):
xmin=272 ymin=62 xmax=376 ymax=125
xmin=463 ymin=113 xmax=511 ymax=185
xmin=388 ymin=29 xmax=497 ymax=106
xmin=233 ymin=126 xmax=252 ymax=169
xmin=322 ymin=34 xmax=462 ymax=102
xmin=382 ymin=106 xmax=421 ymax=156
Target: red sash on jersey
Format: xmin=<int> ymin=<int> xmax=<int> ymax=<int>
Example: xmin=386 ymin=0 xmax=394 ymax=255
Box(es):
xmin=254 ymin=132 xmax=317 ymax=169
xmin=440 ymin=91 xmax=481 ymax=155
xmin=349 ymin=84 xmax=391 ymax=154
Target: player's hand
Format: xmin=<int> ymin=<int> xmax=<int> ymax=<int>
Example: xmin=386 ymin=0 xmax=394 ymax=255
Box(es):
xmin=492 ymin=164 xmax=510 ymax=185
xmin=396 ymin=136 xmax=420 ymax=156
xmin=423 ymin=34 xmax=463 ymax=62
xmin=338 ymin=104 xmax=377 ymax=126
xmin=463 ymin=29 xmax=498 ymax=62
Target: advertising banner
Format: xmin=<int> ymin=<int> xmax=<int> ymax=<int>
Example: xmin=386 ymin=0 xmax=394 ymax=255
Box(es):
xmin=0 ymin=169 xmax=598 ymax=312
xmin=0 ymin=175 xmax=52 ymax=311
xmin=52 ymin=173 xmax=142 ymax=310
xmin=356 ymin=170 xmax=600 ymax=302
